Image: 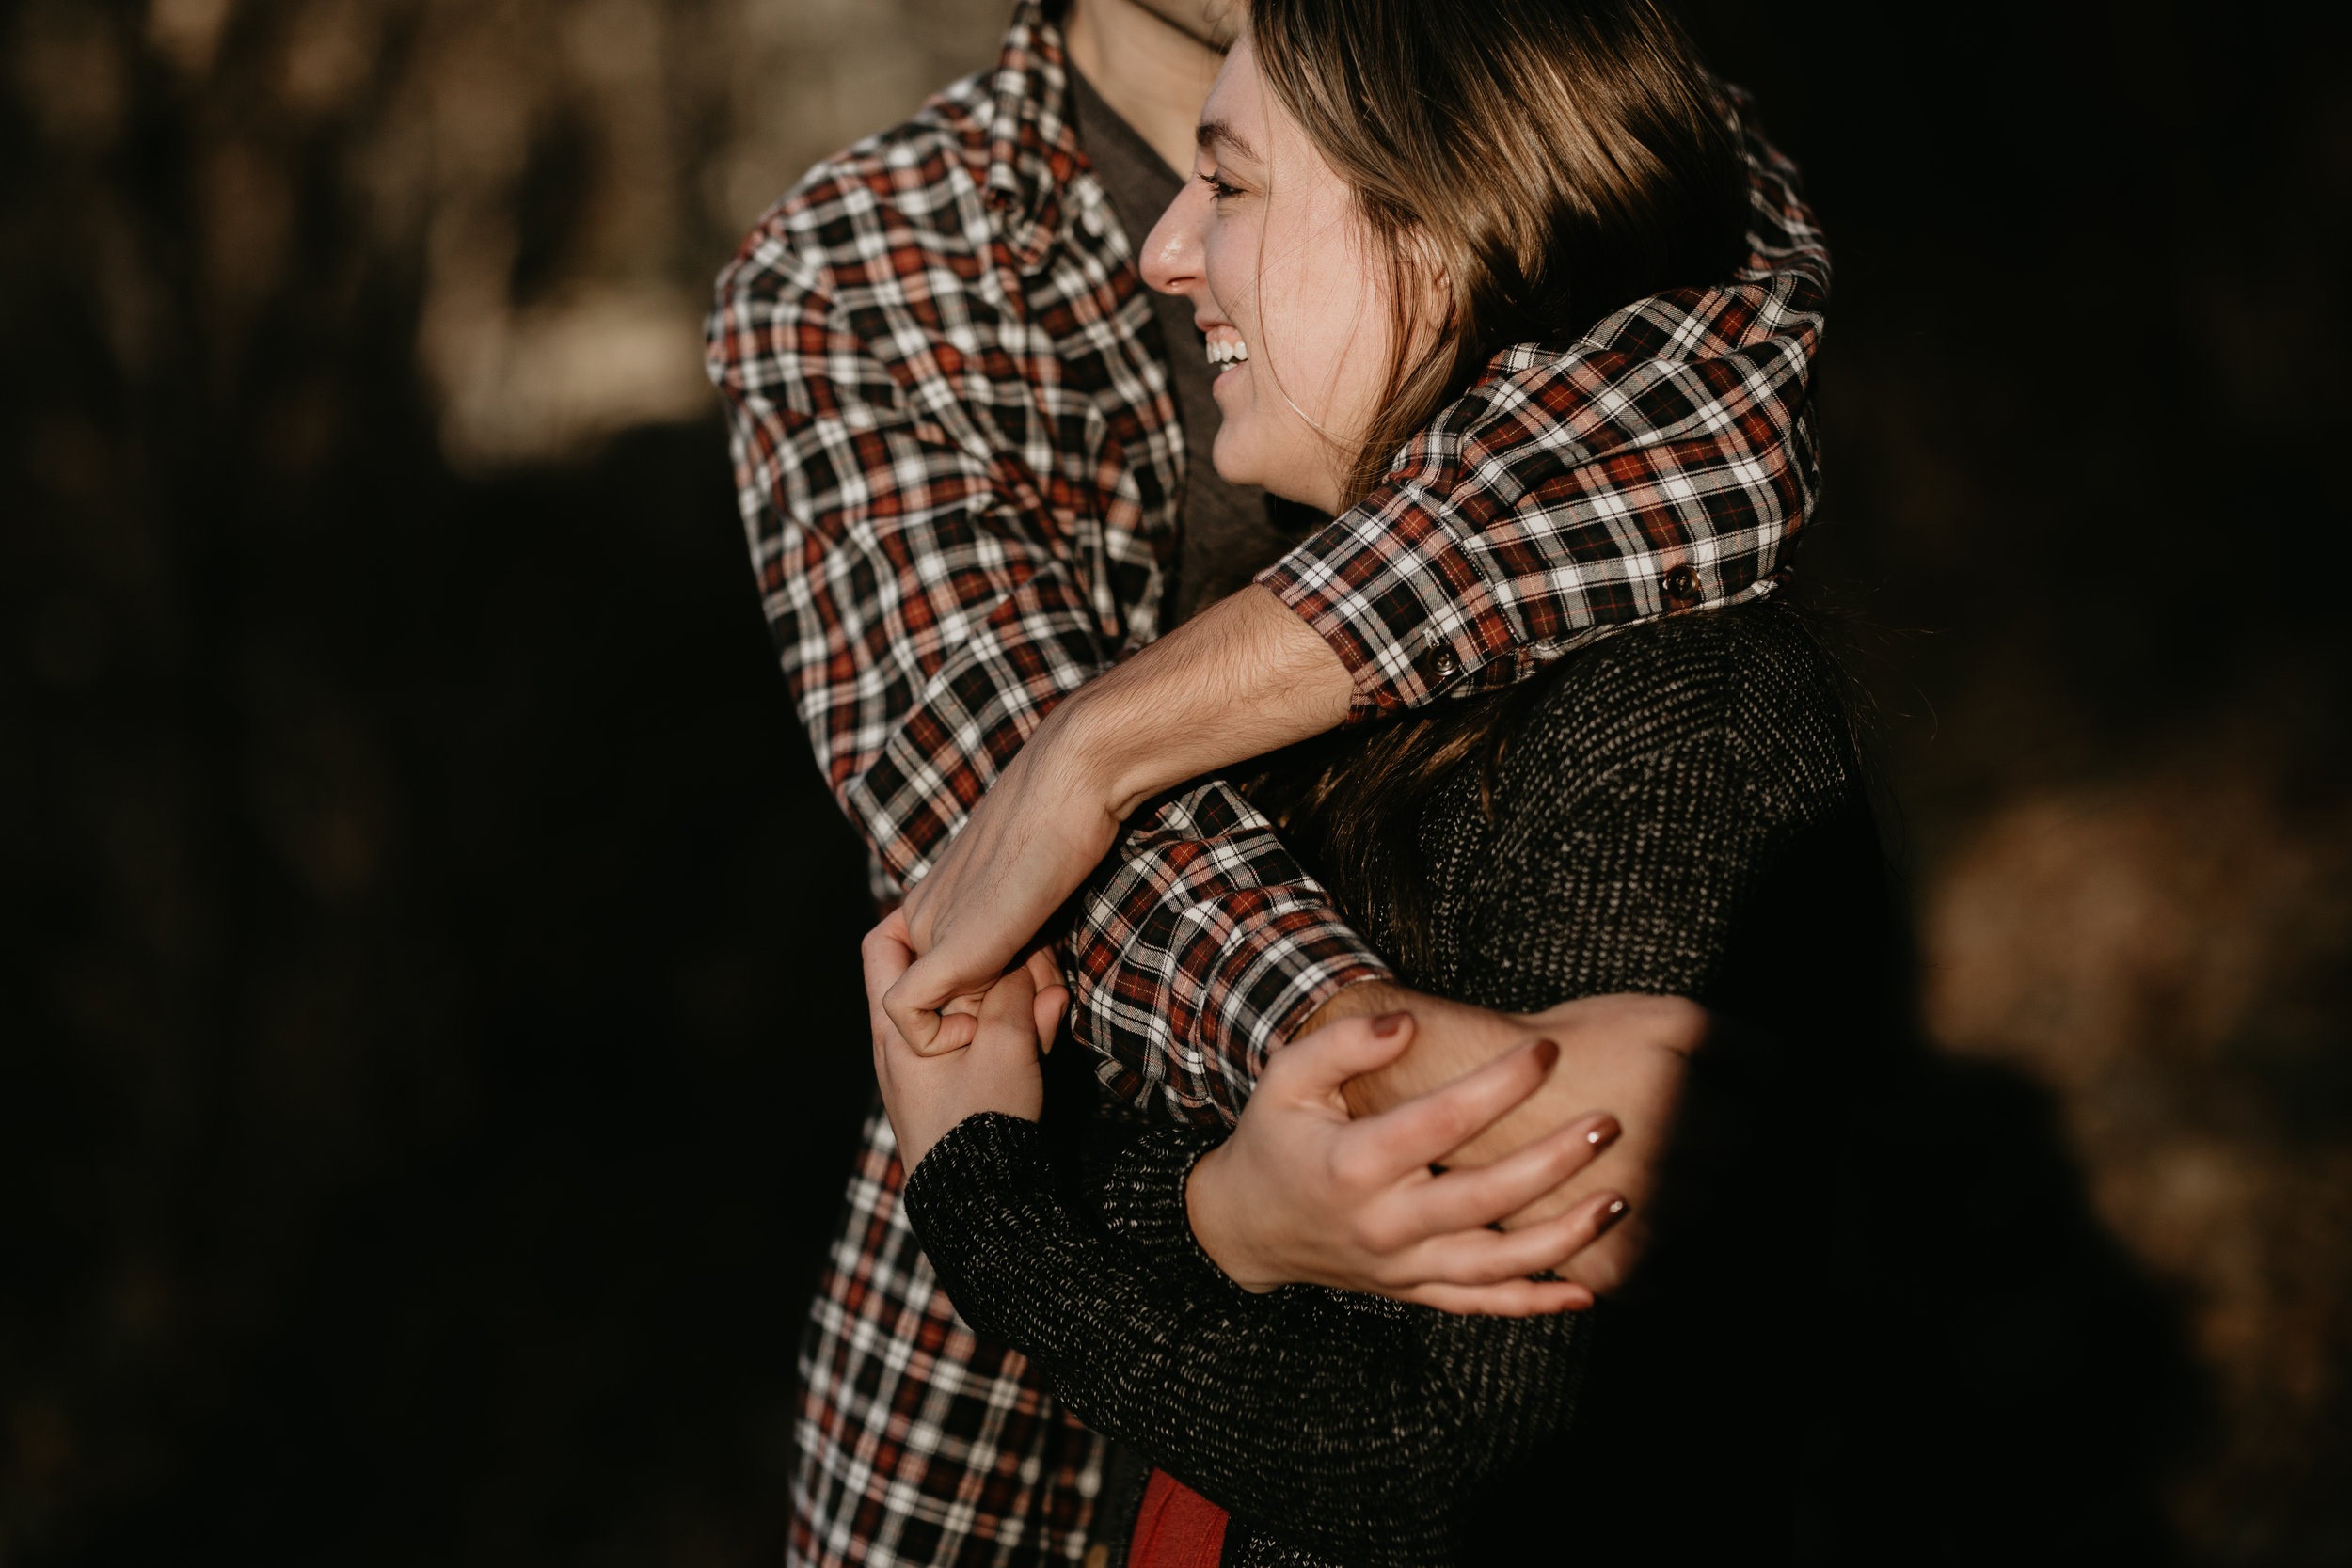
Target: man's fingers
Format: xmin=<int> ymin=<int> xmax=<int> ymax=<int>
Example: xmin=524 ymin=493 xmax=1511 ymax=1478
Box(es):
xmin=885 ymin=956 xmax=985 ymax=1054
xmin=863 ymin=912 xmax=929 ymax=1069
xmin=884 ymin=944 xmax=972 ymax=1052
xmin=1401 ymin=1278 xmax=1595 ymax=1317
xmin=861 ymin=911 xmax=918 ymax=1001
xmin=1358 ymin=1037 xmax=1559 ymax=1173
xmin=913 ymin=1010 xmax=977 ymax=1055
xmin=885 ymin=995 xmax=941 ymax=1052
xmin=1397 ymin=1116 xmax=1618 ymax=1238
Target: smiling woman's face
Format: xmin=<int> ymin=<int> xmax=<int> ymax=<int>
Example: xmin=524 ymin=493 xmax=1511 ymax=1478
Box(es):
xmin=1139 ymin=33 xmax=1421 ymax=514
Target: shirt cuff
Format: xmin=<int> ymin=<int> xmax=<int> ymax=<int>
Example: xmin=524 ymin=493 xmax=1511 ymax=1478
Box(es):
xmin=1075 ymin=881 xmax=1391 ymax=1126
xmin=1256 ymin=482 xmax=1526 ymax=724
xmin=1065 ymin=781 xmax=1393 ymax=1127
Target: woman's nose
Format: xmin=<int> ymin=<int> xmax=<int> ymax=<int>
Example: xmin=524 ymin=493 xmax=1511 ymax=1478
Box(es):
xmin=1139 ymin=179 xmax=1207 ymax=299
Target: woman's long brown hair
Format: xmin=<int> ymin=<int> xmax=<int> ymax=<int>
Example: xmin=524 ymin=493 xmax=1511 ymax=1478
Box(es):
xmin=1237 ymin=0 xmax=1753 ymax=970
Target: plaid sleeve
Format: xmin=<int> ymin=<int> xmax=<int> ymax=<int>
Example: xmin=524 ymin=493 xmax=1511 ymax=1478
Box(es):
xmin=1070 ymin=784 xmax=1391 ymax=1128
xmin=708 ymin=273 xmax=1098 ymax=885
xmin=709 ymin=192 xmax=1387 ymax=1111
xmin=1258 ymin=113 xmax=1833 ymax=723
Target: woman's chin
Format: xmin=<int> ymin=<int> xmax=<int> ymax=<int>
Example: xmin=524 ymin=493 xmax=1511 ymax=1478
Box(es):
xmin=1211 ymin=439 xmax=1333 ymax=513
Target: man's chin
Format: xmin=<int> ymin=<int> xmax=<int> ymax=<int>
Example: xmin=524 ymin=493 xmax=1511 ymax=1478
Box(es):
xmin=1124 ymin=0 xmax=1243 ymax=51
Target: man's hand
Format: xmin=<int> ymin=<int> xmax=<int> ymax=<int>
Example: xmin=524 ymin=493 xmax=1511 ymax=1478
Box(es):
xmin=865 ymin=910 xmax=1070 ymax=1171
xmin=1184 ymin=1010 xmax=1630 ymax=1315
xmin=1300 ymin=982 xmax=1708 ymax=1295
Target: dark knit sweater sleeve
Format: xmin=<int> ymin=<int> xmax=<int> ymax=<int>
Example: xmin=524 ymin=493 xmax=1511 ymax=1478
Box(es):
xmin=901 ymin=1116 xmax=1582 ymax=1568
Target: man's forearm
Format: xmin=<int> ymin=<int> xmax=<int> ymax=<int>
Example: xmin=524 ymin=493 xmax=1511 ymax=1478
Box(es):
xmin=1062 ymin=584 xmax=1353 ymax=818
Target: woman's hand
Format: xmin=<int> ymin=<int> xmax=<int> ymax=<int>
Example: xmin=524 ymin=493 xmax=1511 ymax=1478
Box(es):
xmin=887 ymin=586 xmax=1352 ymax=1053
xmin=1184 ymin=1011 xmax=1630 ymax=1316
xmin=1305 ymin=983 xmax=1706 ymax=1295
xmin=866 ymin=909 xmax=1070 ymax=1172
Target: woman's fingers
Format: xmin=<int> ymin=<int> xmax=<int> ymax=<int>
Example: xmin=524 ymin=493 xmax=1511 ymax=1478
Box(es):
xmin=883 ymin=956 xmax=956 ymax=1053
xmin=1354 ymin=1037 xmax=1560 ymax=1175
xmin=861 ymin=911 xmax=918 ymax=1051
xmin=1032 ymin=985 xmax=1068 ymax=1051
xmin=1395 ymin=1115 xmax=1619 ymax=1238
xmin=1021 ymin=946 xmax=1065 ymax=1054
xmin=1399 ymin=1277 xmax=1597 ymax=1317
xmin=973 ymin=960 xmax=1039 ymax=1047
xmin=1264 ymin=1011 xmax=1420 ymax=1103
xmin=1403 ymin=1190 xmax=1629 ymax=1289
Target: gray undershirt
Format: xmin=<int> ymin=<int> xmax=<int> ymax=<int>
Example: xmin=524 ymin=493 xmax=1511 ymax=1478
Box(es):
xmin=1067 ymin=67 xmax=1324 ymax=626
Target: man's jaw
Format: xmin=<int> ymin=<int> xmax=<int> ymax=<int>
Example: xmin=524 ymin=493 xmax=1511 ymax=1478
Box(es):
xmin=1121 ymin=0 xmax=1242 ymax=51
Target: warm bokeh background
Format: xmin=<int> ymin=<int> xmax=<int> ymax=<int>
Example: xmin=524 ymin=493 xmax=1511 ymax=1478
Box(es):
xmin=5 ymin=0 xmax=2347 ymax=1562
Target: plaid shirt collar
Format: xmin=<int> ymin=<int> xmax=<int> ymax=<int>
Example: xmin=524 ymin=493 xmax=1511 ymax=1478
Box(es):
xmin=977 ymin=1 xmax=1088 ymax=273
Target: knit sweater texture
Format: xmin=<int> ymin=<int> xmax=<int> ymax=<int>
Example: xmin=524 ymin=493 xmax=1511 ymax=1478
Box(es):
xmin=904 ymin=602 xmax=1898 ymax=1567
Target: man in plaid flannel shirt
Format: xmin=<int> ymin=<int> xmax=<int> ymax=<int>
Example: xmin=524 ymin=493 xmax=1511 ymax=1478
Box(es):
xmin=706 ymin=0 xmax=1829 ymax=1560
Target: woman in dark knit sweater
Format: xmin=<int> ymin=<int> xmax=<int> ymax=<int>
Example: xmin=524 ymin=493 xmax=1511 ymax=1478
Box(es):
xmin=866 ymin=2 xmax=1887 ymax=1563
xmin=894 ymin=599 xmax=1894 ymax=1568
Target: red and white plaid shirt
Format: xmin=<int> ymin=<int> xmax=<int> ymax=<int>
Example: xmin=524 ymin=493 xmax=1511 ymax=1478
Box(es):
xmin=707 ymin=6 xmax=1828 ymax=1563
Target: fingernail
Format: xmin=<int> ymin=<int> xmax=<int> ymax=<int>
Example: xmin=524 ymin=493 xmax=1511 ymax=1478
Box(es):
xmin=1372 ymin=1011 xmax=1410 ymax=1037
xmin=1529 ymin=1037 xmax=1559 ymax=1070
xmin=1584 ymin=1117 xmax=1620 ymax=1148
xmin=1597 ymin=1197 xmax=1629 ymax=1232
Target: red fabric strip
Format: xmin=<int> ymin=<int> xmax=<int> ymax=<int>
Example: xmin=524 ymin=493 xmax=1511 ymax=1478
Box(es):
xmin=1129 ymin=1467 xmax=1228 ymax=1568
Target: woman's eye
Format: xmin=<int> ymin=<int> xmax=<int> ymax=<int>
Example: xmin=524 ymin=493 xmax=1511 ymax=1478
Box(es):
xmin=1200 ymin=170 xmax=1243 ymax=202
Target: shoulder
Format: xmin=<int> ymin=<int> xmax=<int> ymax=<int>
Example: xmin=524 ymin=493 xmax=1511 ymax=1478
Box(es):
xmin=1404 ymin=599 xmax=1870 ymax=1007
xmin=712 ymin=72 xmax=996 ymax=315
xmin=1497 ymin=599 xmax=1858 ymax=820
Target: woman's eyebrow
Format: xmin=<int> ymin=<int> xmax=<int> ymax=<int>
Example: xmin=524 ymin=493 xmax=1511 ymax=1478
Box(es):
xmin=1196 ymin=117 xmax=1262 ymax=164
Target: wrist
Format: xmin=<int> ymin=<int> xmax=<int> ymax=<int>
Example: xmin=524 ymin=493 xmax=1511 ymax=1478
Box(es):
xmin=1182 ymin=1142 xmax=1280 ymax=1293
xmin=1045 ymin=682 xmax=1154 ymax=823
xmin=1058 ymin=586 xmax=1356 ymax=822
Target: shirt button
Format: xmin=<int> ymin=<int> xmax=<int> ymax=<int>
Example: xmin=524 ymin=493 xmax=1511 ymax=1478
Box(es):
xmin=1662 ymin=564 xmax=1700 ymax=607
xmin=1430 ymin=646 xmax=1460 ymax=681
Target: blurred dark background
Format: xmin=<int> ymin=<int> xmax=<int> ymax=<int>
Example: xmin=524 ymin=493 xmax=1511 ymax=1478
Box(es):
xmin=3 ymin=0 xmax=2347 ymax=1562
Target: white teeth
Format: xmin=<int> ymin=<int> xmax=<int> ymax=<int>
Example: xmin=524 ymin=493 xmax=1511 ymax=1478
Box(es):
xmin=1205 ymin=337 xmax=1249 ymax=366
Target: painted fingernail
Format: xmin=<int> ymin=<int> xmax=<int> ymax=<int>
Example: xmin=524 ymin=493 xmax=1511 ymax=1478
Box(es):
xmin=1597 ymin=1197 xmax=1629 ymax=1232
xmin=1372 ymin=1011 xmax=1410 ymax=1037
xmin=1529 ymin=1037 xmax=1559 ymax=1070
xmin=1584 ymin=1117 xmax=1621 ymax=1148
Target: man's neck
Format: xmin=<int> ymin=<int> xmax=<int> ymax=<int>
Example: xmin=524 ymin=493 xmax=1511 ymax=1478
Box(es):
xmin=1063 ymin=0 xmax=1226 ymax=176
